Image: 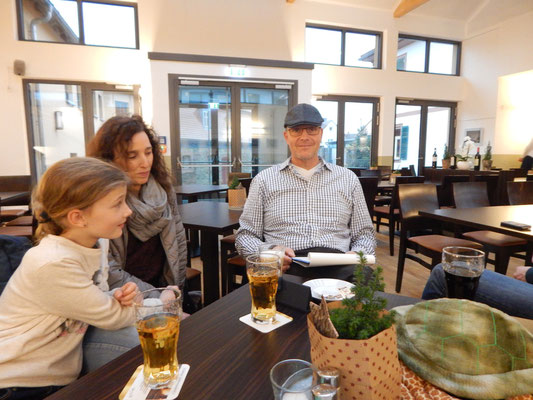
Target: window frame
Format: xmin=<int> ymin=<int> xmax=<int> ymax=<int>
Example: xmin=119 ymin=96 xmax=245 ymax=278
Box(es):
xmin=16 ymin=0 xmax=139 ymax=49
xmin=305 ymin=24 xmax=383 ymax=69
xmin=397 ymin=33 xmax=461 ymax=76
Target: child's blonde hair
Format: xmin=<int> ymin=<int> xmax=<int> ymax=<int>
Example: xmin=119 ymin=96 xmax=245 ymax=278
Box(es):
xmin=32 ymin=157 xmax=129 ymax=241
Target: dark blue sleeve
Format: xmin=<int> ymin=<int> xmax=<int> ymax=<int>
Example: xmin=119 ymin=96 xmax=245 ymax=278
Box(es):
xmin=525 ymin=267 xmax=533 ymax=284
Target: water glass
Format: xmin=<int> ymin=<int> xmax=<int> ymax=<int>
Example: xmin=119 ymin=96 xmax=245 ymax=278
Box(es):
xmin=442 ymin=246 xmax=485 ymax=300
xmin=270 ymin=359 xmax=317 ymax=400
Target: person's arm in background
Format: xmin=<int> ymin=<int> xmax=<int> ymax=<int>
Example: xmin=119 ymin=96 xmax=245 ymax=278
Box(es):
xmin=348 ymin=178 xmax=377 ymax=256
xmin=235 ymin=177 xmax=266 ymax=259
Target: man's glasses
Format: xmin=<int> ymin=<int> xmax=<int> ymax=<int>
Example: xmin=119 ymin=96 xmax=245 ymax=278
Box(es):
xmin=287 ymin=126 xmax=322 ymax=137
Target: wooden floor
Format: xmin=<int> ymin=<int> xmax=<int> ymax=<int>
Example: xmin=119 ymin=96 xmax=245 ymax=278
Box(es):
xmin=191 ymin=226 xmax=525 ymax=301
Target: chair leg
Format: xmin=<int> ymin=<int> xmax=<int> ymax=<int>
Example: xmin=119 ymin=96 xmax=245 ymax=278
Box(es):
xmin=396 ymin=232 xmax=407 ymax=293
xmin=389 ymin=218 xmax=395 ymax=257
xmin=494 ymin=249 xmax=511 ymax=275
xmin=375 ymin=216 xmax=381 ymax=232
xmin=526 ymin=244 xmax=533 ymax=267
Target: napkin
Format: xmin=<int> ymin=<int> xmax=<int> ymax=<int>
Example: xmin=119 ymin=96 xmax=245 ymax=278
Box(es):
xmin=239 ymin=312 xmax=293 ymax=333
xmin=119 ymin=364 xmax=190 ymax=400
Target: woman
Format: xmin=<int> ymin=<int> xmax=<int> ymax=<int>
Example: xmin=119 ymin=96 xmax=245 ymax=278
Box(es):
xmin=87 ymin=115 xmax=188 ymax=292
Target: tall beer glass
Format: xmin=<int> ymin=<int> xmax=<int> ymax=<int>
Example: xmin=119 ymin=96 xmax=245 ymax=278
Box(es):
xmin=246 ymin=254 xmax=281 ymax=324
xmin=134 ymin=287 xmax=182 ymax=388
xmin=442 ymin=246 xmax=485 ymax=300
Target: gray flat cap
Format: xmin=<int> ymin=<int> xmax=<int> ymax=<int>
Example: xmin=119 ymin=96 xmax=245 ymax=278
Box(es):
xmin=284 ymin=103 xmax=324 ymax=128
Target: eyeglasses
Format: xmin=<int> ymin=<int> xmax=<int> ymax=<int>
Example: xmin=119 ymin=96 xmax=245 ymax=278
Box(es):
xmin=287 ymin=126 xmax=322 ymax=137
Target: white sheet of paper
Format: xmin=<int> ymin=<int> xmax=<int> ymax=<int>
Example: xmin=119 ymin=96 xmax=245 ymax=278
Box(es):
xmin=292 ymin=252 xmax=375 ymax=267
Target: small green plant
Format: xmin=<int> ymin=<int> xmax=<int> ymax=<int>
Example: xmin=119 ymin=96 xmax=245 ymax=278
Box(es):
xmin=442 ymin=144 xmax=451 ymax=160
xmin=329 ymin=253 xmax=396 ymax=340
xmin=228 ymin=176 xmax=241 ymax=190
xmin=484 ymin=142 xmax=492 ymax=161
xmin=455 ymin=153 xmax=469 ymax=162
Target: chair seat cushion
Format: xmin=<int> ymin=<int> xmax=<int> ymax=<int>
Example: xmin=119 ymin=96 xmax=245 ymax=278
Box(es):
xmin=0 ymin=226 xmax=32 ymax=239
xmin=408 ymin=235 xmax=483 ymax=253
xmin=228 ymin=255 xmax=245 ymax=267
xmin=0 ymin=209 xmax=26 ymax=221
xmin=185 ymin=267 xmax=201 ymax=280
xmin=221 ymin=234 xmax=236 ymax=244
xmin=463 ymin=230 xmax=527 ymax=247
xmin=373 ymin=206 xmax=399 ymax=215
xmin=5 ymin=216 xmax=33 ymax=226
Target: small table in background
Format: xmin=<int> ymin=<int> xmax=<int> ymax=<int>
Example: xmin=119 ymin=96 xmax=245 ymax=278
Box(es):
xmin=175 ymin=184 xmax=228 ymax=203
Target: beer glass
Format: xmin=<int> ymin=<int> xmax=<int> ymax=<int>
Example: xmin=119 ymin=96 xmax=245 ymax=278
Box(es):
xmin=442 ymin=246 xmax=485 ymax=300
xmin=270 ymin=359 xmax=317 ymax=400
xmin=246 ymin=254 xmax=281 ymax=324
xmin=259 ymin=243 xmax=286 ymax=270
xmin=134 ymin=287 xmax=182 ymax=388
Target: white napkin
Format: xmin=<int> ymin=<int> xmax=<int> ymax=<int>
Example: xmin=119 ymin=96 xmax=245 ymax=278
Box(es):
xmin=239 ymin=312 xmax=293 ymax=333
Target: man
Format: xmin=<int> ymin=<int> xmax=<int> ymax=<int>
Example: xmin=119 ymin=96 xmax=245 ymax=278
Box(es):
xmin=235 ymin=103 xmax=375 ymax=280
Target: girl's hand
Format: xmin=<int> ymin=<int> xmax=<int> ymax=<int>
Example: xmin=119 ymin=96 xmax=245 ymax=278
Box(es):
xmin=513 ymin=266 xmax=531 ymax=282
xmin=160 ymin=285 xmax=181 ymax=303
xmin=113 ymin=282 xmax=138 ymax=306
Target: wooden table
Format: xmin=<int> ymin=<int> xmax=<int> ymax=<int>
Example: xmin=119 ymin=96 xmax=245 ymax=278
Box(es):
xmin=175 ymin=184 xmax=228 ymax=203
xmin=0 ymin=191 xmax=30 ymax=207
xmin=47 ymin=283 xmax=420 ymax=400
xmin=420 ymin=205 xmax=533 ymax=265
xmin=178 ymin=202 xmax=242 ymax=305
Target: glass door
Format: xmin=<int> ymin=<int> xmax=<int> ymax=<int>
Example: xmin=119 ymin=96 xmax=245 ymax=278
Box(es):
xmin=393 ymin=99 xmax=456 ymax=174
xmin=175 ymin=81 xmax=293 ymax=184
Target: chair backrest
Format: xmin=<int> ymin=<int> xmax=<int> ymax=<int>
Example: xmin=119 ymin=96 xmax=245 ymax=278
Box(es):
xmin=348 ymin=168 xmax=363 ymax=177
xmin=359 ymin=169 xmax=381 ymax=178
xmin=474 ymin=174 xmax=499 ymax=205
xmin=453 ymin=181 xmax=490 ymax=208
xmin=439 ymin=175 xmax=470 ymax=207
xmin=390 ymin=176 xmax=425 ymax=212
xmin=398 ymin=183 xmax=439 ymax=220
xmin=377 ymin=165 xmax=392 ymax=181
xmin=0 ymin=235 xmax=32 ymax=295
xmin=238 ymin=177 xmax=253 ymax=195
xmin=409 ymin=164 xmax=416 ymax=177
xmin=400 ymin=167 xmax=411 ymax=176
xmin=0 ymin=175 xmax=32 ymax=192
xmin=507 ymin=181 xmax=533 ymax=205
xmin=357 ymin=176 xmax=379 ymax=217
xmin=527 ymin=175 xmax=533 ymax=182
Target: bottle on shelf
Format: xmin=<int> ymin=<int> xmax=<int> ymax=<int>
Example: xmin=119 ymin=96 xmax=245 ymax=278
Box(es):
xmin=432 ymin=148 xmax=438 ymax=169
xmin=474 ymin=147 xmax=481 ymax=171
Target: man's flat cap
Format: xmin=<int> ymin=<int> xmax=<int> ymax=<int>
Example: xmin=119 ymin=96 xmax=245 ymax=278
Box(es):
xmin=284 ymin=103 xmax=324 ymax=128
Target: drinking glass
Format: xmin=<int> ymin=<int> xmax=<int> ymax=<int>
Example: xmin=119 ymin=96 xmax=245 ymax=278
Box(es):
xmin=259 ymin=243 xmax=286 ymax=270
xmin=133 ymin=287 xmax=182 ymax=388
xmin=246 ymin=254 xmax=281 ymax=324
xmin=442 ymin=246 xmax=485 ymax=300
xmin=270 ymin=359 xmax=317 ymax=400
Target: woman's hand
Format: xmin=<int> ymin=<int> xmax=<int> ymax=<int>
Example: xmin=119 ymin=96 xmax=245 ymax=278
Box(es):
xmin=113 ymin=282 xmax=138 ymax=306
xmin=513 ymin=266 xmax=531 ymax=282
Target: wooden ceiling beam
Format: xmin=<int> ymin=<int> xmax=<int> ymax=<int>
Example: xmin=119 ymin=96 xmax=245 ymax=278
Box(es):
xmin=393 ymin=0 xmax=430 ymax=18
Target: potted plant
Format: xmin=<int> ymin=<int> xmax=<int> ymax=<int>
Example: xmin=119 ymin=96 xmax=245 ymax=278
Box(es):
xmin=227 ymin=176 xmax=246 ymax=210
xmin=442 ymin=144 xmax=451 ymax=169
xmin=456 ymin=153 xmax=472 ymax=170
xmin=369 ymin=161 xmax=378 ymax=170
xmin=482 ymin=142 xmax=493 ymax=170
xmin=307 ymin=255 xmax=401 ymax=399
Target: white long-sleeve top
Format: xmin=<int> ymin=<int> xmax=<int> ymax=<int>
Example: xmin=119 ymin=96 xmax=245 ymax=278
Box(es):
xmin=0 ymin=235 xmax=136 ymax=388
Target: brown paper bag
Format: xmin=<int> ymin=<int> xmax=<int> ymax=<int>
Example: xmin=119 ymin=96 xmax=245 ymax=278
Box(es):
xmin=228 ymin=188 xmax=246 ymax=210
xmin=307 ymin=302 xmax=402 ymax=400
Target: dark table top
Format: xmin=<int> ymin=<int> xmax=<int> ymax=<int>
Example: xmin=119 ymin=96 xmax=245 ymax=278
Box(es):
xmin=0 ymin=191 xmax=30 ymax=206
xmin=419 ymin=205 xmax=533 ymax=241
xmin=177 ymin=201 xmax=241 ymax=232
xmin=48 ymin=281 xmax=419 ymax=400
xmin=175 ymin=184 xmax=228 ymax=197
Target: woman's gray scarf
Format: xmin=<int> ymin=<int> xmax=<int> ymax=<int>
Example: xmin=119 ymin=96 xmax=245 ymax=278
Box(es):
xmin=126 ymin=176 xmax=172 ymax=242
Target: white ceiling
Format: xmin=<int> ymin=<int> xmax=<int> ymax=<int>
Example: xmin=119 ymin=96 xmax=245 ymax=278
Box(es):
xmin=306 ymin=0 xmax=533 ymax=33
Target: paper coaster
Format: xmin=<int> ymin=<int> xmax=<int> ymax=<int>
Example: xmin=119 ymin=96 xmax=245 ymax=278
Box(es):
xmin=239 ymin=312 xmax=293 ymax=333
xmin=119 ymin=364 xmax=190 ymax=400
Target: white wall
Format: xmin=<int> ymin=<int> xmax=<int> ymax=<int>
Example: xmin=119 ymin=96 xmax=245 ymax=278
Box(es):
xmin=2 ymin=0 xmax=531 ymax=176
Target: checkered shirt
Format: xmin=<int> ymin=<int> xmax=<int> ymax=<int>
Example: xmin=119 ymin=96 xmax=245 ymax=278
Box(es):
xmin=235 ymin=158 xmax=376 ymax=258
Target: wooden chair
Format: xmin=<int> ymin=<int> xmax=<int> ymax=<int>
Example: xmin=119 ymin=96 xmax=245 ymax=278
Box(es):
xmin=220 ymin=234 xmax=247 ymax=295
xmin=357 ymin=177 xmax=379 ymax=218
xmin=474 ymin=174 xmax=499 ymax=205
xmin=507 ymin=181 xmax=533 ymax=205
xmin=453 ymin=182 xmax=529 ymax=275
xmin=437 ymin=175 xmax=469 ymax=208
xmin=359 ymin=169 xmax=381 ymax=179
xmin=348 ymin=168 xmax=364 ymax=177
xmin=373 ymin=176 xmax=425 ymax=256
xmin=377 ymin=165 xmax=392 ymax=181
xmin=395 ymin=183 xmax=483 ymax=293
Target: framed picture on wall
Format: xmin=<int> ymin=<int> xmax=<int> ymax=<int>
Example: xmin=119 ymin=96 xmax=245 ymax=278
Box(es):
xmin=465 ymin=128 xmax=483 ymax=144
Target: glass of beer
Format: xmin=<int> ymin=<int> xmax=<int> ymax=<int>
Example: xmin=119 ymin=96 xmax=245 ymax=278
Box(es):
xmin=133 ymin=287 xmax=182 ymax=388
xmin=246 ymin=254 xmax=281 ymax=324
xmin=442 ymin=246 xmax=485 ymax=300
xmin=259 ymin=243 xmax=286 ymax=271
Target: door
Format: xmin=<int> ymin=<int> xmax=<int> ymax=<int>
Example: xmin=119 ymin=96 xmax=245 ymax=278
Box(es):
xmin=174 ymin=80 xmax=293 ymax=185
xmin=393 ymin=99 xmax=456 ymax=174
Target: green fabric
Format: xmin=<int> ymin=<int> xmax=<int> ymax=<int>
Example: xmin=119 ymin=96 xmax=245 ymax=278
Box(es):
xmin=394 ymin=299 xmax=533 ymax=399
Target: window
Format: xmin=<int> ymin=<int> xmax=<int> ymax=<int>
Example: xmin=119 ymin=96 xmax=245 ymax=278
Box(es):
xmin=17 ymin=0 xmax=138 ymax=49
xmin=397 ymin=34 xmax=461 ymax=75
xmin=306 ymin=25 xmax=382 ymax=69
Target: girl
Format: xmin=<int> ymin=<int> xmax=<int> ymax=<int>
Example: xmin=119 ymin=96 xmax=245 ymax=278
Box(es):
xmin=0 ymin=157 xmax=137 ymax=400
xmin=86 ymin=115 xmax=188 ymax=292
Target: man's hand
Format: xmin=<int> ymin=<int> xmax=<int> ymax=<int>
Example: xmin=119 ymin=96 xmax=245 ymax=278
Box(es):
xmin=513 ymin=266 xmax=531 ymax=282
xmin=113 ymin=282 xmax=138 ymax=306
xmin=282 ymin=247 xmax=295 ymax=272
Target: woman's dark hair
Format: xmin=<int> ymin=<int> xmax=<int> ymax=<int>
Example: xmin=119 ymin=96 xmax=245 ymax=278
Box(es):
xmin=87 ymin=115 xmax=172 ymax=193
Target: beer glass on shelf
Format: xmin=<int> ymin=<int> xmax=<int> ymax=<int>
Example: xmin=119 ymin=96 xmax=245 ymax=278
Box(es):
xmin=246 ymin=254 xmax=281 ymax=324
xmin=133 ymin=287 xmax=182 ymax=388
xmin=442 ymin=246 xmax=485 ymax=300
